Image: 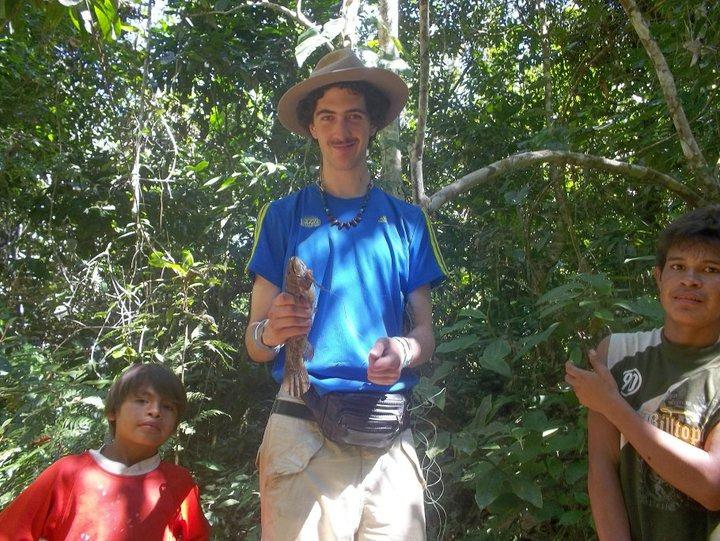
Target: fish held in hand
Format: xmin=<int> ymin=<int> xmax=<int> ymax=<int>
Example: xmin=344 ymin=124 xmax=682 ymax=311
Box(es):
xmin=282 ymin=256 xmax=315 ymax=398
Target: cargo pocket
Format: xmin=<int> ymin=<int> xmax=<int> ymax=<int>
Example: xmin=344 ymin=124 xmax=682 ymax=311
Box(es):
xmin=257 ymin=412 xmax=324 ymax=491
xmin=399 ymin=429 xmax=426 ymax=488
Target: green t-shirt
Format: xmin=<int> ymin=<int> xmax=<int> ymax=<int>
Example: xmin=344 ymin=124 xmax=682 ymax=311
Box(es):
xmin=608 ymin=329 xmax=720 ymax=540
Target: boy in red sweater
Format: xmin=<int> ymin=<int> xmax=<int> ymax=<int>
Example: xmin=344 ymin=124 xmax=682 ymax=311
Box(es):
xmin=0 ymin=363 xmax=211 ymax=540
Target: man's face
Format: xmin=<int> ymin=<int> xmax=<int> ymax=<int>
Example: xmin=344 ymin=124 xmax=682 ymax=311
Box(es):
xmin=308 ymin=86 xmax=376 ymax=175
xmin=654 ymin=242 xmax=720 ymax=337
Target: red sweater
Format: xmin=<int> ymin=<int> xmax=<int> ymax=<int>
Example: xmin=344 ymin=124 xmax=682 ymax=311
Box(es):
xmin=0 ymin=452 xmax=210 ymax=541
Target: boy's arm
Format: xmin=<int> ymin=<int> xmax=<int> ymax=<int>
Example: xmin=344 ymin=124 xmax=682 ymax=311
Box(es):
xmin=588 ymin=411 xmax=631 ymax=540
xmin=566 ymin=340 xmax=720 ymax=511
xmin=569 ymin=337 xmax=631 ymax=540
xmin=245 ymin=275 xmax=312 ymax=363
xmin=0 ymin=461 xmax=61 ymax=541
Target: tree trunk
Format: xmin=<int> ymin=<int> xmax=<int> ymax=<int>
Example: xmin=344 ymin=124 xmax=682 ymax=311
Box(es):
xmin=410 ymin=0 xmax=429 ymax=206
xmin=377 ymin=0 xmax=403 ymax=197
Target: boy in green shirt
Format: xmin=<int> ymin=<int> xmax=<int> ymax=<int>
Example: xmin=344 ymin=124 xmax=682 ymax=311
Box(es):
xmin=566 ymin=206 xmax=720 ymax=540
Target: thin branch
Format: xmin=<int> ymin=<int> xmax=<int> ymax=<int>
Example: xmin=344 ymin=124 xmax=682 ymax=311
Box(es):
xmin=618 ymin=0 xmax=717 ymax=193
xmin=188 ymin=1 xmax=320 ymax=33
xmin=538 ymin=0 xmax=586 ymax=272
xmin=427 ymin=150 xmax=705 ymax=211
xmin=130 ymin=0 xmax=154 ymax=222
xmin=410 ymin=0 xmax=430 ymax=206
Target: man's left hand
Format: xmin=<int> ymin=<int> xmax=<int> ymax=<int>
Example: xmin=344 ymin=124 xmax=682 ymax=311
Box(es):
xmin=367 ymin=338 xmax=403 ymax=386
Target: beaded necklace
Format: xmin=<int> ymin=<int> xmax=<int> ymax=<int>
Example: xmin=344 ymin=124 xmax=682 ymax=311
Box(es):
xmin=317 ymin=179 xmax=374 ymax=230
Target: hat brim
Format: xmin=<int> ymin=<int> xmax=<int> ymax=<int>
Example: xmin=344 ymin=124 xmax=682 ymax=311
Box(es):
xmin=277 ymin=67 xmax=409 ymax=137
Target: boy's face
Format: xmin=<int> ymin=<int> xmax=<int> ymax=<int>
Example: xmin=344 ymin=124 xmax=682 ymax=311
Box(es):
xmin=107 ymin=385 xmax=178 ymax=457
xmin=308 ymin=86 xmax=376 ymax=176
xmin=654 ymin=242 xmax=720 ymax=339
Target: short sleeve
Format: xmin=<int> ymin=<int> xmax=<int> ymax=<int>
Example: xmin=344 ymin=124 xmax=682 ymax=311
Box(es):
xmin=246 ymin=202 xmax=288 ymax=288
xmin=705 ymin=391 xmax=720 ymax=441
xmin=173 ymin=484 xmax=211 ymax=541
xmin=0 ymin=460 xmax=62 ymax=540
xmin=407 ymin=209 xmax=448 ymax=292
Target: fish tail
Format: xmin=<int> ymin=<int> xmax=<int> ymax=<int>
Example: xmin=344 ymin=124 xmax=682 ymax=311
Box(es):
xmin=288 ymin=369 xmax=309 ymax=398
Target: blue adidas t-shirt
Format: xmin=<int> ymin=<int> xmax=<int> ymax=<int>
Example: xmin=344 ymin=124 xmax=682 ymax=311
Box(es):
xmin=247 ymin=183 xmax=448 ymax=395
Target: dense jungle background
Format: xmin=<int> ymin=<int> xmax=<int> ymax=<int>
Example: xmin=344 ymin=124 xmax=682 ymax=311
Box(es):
xmin=2 ymin=0 xmax=720 ymax=538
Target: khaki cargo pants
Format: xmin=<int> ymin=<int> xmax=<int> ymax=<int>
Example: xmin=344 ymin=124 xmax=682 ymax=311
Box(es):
xmin=257 ymin=396 xmax=426 ymax=541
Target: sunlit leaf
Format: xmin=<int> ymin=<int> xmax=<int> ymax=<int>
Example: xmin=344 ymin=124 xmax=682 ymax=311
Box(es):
xmin=295 ymin=31 xmax=328 ymax=67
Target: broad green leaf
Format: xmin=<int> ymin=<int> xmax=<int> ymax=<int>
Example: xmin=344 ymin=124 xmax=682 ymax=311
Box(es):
xmin=483 ymin=339 xmax=511 ymax=360
xmin=92 ymin=0 xmax=114 ymax=40
xmin=452 ymin=431 xmax=477 ymax=455
xmin=474 ymin=484 xmax=502 ymax=510
xmin=536 ymin=283 xmax=581 ymax=305
xmin=511 ymin=477 xmax=543 ymax=508
xmin=190 ymin=160 xmax=209 ymax=173
xmin=478 ymin=355 xmax=511 ymax=377
xmin=514 ymin=323 xmax=560 ymax=360
xmin=564 ymin=460 xmax=587 ymax=484
xmin=412 ymin=378 xmax=445 ymax=410
xmin=472 ymin=394 xmax=493 ymax=427
xmin=474 ymin=466 xmax=504 ymax=509
xmin=578 ymin=273 xmax=612 ymax=294
xmin=436 ymin=334 xmax=479 ymax=353
xmin=425 ymin=431 xmax=450 ymax=459
xmin=593 ymin=309 xmax=614 ymax=321
xmin=217 ymin=177 xmax=237 ymax=192
xmin=614 ymin=297 xmax=664 ymax=320
xmin=429 ymin=360 xmax=454 ymax=384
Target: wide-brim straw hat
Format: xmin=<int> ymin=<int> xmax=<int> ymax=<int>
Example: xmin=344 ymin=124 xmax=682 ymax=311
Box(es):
xmin=278 ymin=48 xmax=408 ymax=137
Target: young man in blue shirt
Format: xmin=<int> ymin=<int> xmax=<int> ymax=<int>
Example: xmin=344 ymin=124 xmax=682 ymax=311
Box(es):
xmin=245 ymin=48 xmax=447 ymax=540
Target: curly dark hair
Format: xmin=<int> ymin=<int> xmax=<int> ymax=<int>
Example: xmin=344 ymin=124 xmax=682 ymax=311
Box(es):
xmin=656 ymin=205 xmax=720 ymax=268
xmin=105 ymin=363 xmax=187 ymax=436
xmin=296 ymin=81 xmax=390 ymax=136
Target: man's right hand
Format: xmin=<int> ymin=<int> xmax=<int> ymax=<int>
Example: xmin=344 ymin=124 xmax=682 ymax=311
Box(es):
xmin=262 ymin=292 xmax=313 ymax=347
xmin=246 ymin=276 xmax=313 ymax=363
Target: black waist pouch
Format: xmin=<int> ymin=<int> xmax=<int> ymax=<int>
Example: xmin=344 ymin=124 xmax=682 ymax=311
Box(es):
xmin=302 ymin=387 xmax=410 ymax=449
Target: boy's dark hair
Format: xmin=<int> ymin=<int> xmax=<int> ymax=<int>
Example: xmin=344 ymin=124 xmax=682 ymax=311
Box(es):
xmin=105 ymin=363 xmax=187 ymax=436
xmin=296 ymin=80 xmax=390 ymax=136
xmin=656 ymin=205 xmax=720 ymax=268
